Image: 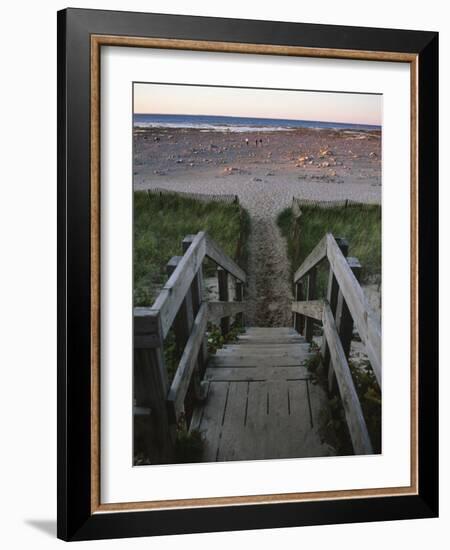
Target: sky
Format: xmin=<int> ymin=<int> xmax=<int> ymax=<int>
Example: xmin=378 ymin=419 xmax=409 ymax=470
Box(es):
xmin=133 ymin=83 xmax=382 ymax=126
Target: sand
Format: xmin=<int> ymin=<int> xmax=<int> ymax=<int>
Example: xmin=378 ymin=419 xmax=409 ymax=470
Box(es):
xmin=133 ymin=127 xmax=381 ymax=326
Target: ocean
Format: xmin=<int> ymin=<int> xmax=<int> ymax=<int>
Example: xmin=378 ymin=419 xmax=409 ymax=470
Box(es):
xmin=133 ymin=114 xmax=381 ymax=133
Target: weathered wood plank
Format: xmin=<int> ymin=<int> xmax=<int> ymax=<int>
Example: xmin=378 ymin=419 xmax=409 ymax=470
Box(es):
xmin=207 ymin=301 xmax=246 ymax=324
xmin=326 ymin=234 xmax=381 ymax=387
xmin=182 ymin=235 xmax=202 ymax=313
xmin=237 ymin=338 xmax=306 ymax=345
xmin=205 ymin=234 xmax=246 ymax=283
xmin=304 ymin=269 xmax=317 ymax=342
xmin=241 ymin=380 xmax=268 ymax=459
xmin=183 ymin=235 xmax=208 ymax=377
xmin=134 ymin=347 xmax=173 ymax=463
xmin=259 ymin=381 xmax=289 ymax=458
xmin=217 ymin=351 xmax=310 ymax=362
xmin=208 ymin=354 xmax=309 ymax=368
xmin=294 ymin=280 xmax=305 ymax=334
xmin=293 ymin=234 xmax=328 ymax=283
xmin=322 ymin=301 xmax=373 ymax=455
xmin=322 ymin=237 xmax=348 ymax=374
xmin=215 ymin=346 xmax=310 ymax=357
xmin=221 ymin=344 xmax=310 ymax=353
xmin=216 ymin=381 xmax=248 ymax=461
xmin=191 ymin=357 xmax=335 ymax=461
xmin=329 ymin=257 xmax=362 ymax=393
xmin=133 ymin=309 xmax=168 ymax=388
xmin=152 ymin=232 xmax=206 ymax=338
xmin=235 ymin=281 xmax=244 ymax=326
xmin=167 ymin=255 xmax=204 ymax=409
xmin=244 ymin=327 xmax=297 ymax=335
xmin=166 ymin=256 xmax=194 ymax=352
xmin=217 ymin=268 xmax=230 ymax=336
xmin=134 ymin=307 xmax=163 ymax=349
xmin=166 ymin=303 xmax=208 ymax=420
xmin=204 ymin=365 xmax=310 ymax=382
xmin=192 ymin=381 xmax=229 ymax=462
xmin=291 ymin=300 xmax=324 ymax=322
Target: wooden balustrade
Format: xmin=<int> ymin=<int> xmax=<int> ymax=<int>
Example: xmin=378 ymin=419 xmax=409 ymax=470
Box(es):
xmin=133 ymin=232 xmax=247 ymax=462
xmin=291 ymin=232 xmax=381 ymax=455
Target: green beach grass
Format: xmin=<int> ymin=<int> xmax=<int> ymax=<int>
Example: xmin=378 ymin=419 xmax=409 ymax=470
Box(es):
xmin=277 ymin=203 xmax=381 ymax=295
xmin=134 ymin=190 xmax=250 ymax=307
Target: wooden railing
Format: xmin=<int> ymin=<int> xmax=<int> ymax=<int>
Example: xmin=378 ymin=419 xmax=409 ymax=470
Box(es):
xmin=292 ymin=233 xmax=381 ymax=455
xmin=133 ymin=232 xmax=246 ymax=463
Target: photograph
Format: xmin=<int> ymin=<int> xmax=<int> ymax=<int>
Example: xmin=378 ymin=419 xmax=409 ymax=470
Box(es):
xmin=54 ymin=6 xmax=439 ymax=542
xmin=133 ymin=82 xmax=382 ymax=466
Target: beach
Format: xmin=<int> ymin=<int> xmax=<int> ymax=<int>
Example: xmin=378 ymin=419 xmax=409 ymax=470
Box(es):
xmin=133 ymin=126 xmax=381 ymax=208
xmin=133 ymin=126 xmax=381 ymax=326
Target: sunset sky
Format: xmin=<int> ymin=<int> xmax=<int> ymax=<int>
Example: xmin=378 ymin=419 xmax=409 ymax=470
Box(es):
xmin=134 ymin=83 xmax=382 ymax=126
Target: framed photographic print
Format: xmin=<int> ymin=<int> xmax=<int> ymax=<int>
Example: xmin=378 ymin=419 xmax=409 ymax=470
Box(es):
xmin=57 ymin=8 xmax=438 ymax=541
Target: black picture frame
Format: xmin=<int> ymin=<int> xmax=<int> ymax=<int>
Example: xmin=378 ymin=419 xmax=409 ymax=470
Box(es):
xmin=57 ymin=7 xmax=438 ymax=541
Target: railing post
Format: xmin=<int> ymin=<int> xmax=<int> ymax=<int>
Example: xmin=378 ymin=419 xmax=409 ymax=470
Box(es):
xmin=134 ymin=310 xmax=173 ymax=464
xmin=217 ymin=267 xmax=229 ymax=336
xmin=304 ymin=269 xmax=317 ymax=342
xmin=294 ymin=280 xmax=305 ymax=334
xmin=235 ymin=280 xmax=244 ymax=327
xmin=166 ymin=256 xmax=193 ymax=353
xmin=321 ymin=237 xmax=348 ymax=381
xmin=329 ymin=257 xmax=362 ymax=393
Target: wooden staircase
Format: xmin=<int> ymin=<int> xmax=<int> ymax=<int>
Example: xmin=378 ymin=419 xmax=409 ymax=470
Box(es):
xmin=134 ymin=230 xmax=381 ymax=464
xmin=191 ymin=327 xmax=334 ymax=462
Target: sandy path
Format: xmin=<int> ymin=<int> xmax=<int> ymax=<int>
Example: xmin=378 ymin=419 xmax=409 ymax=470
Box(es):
xmin=245 ymin=217 xmax=293 ymax=327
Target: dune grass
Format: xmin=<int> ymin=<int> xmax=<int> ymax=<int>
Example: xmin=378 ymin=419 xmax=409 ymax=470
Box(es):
xmin=277 ymin=203 xmax=381 ymax=294
xmin=134 ymin=191 xmax=250 ymax=307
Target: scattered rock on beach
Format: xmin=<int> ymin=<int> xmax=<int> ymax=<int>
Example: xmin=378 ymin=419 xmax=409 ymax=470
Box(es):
xmin=318 ymin=147 xmax=333 ymax=158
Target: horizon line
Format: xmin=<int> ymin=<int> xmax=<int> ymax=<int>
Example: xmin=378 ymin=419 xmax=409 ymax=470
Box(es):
xmin=133 ymin=112 xmax=382 ymax=128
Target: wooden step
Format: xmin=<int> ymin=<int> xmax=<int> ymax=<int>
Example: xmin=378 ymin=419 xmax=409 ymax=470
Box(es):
xmin=204 ymin=366 xmax=311 ymax=382
xmin=223 ymin=344 xmax=310 ymax=353
xmin=244 ymin=327 xmax=297 ymax=334
xmin=191 ymin=324 xmax=334 ymax=463
xmin=238 ymin=336 xmax=306 ymax=343
xmin=191 ymin=376 xmax=334 ymax=462
xmin=208 ymin=354 xmax=311 ymax=368
xmin=240 ymin=335 xmax=301 ymax=341
xmin=216 ymin=347 xmax=310 ymax=358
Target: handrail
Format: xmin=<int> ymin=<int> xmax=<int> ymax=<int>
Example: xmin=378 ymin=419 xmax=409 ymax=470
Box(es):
xmin=151 ymin=231 xmax=206 ymax=339
xmin=293 ymin=234 xmax=328 ymax=283
xmin=167 ymin=302 xmax=208 ymax=420
xmin=326 ymin=234 xmax=381 ymax=386
xmin=292 ymin=231 xmax=381 ymax=455
xmin=291 ymin=300 xmax=323 ymax=322
xmin=207 ymin=301 xmax=246 ymax=324
xmin=205 ymin=234 xmax=247 ymax=283
xmin=134 ymin=231 xmax=247 ymax=445
xmin=147 ymin=232 xmax=246 ymax=339
xmin=292 ymin=232 xmax=381 ymax=388
xmin=322 ymin=302 xmax=373 ymax=454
